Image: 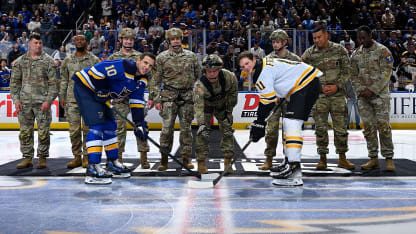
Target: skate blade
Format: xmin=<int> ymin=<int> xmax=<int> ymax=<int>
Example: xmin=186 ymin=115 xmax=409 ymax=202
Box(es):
xmin=188 ymin=180 xmax=214 ymax=189
xmin=201 ymin=173 xmax=220 ymax=180
xmin=272 ymin=178 xmax=303 ymax=186
xmin=84 ymin=177 xmax=112 ymax=185
xmin=112 ymin=172 xmax=131 ymax=178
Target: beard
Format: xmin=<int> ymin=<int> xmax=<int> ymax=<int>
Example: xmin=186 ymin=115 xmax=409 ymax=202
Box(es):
xmin=76 ymin=46 xmax=86 ymax=52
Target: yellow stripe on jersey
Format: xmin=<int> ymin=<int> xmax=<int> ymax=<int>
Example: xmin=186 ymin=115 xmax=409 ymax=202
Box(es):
xmin=88 ymin=70 xmax=105 ymax=80
xmin=260 ymin=91 xmax=276 ymax=98
xmin=104 ymin=143 xmax=118 ymax=151
xmin=125 ymin=72 xmax=134 ymax=79
xmin=76 ymin=72 xmax=95 ymax=91
xmin=87 ymin=146 xmax=102 ymax=154
xmin=140 ymin=78 xmax=148 ymax=86
xmin=286 ymin=67 xmax=319 ymax=99
xmin=260 ymin=98 xmax=277 ymax=104
xmin=130 ymin=104 xmax=145 ymax=108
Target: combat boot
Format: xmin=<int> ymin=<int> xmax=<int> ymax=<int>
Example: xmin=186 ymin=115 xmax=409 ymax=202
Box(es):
xmin=67 ymin=155 xmax=82 ymax=168
xmin=259 ymin=155 xmax=273 ymax=170
xmin=82 ymin=155 xmax=88 ymax=168
xmin=140 ymin=152 xmax=150 ymax=169
xmin=385 ymin=158 xmax=395 ymax=171
xmin=37 ymin=157 xmax=47 ymax=169
xmin=182 ymin=154 xmax=194 ymax=169
xmin=157 ymin=153 xmax=169 ymax=171
xmin=224 ymin=158 xmax=234 ymax=174
xmin=337 ymin=153 xmax=355 ymax=170
xmin=118 ymin=151 xmax=123 ymax=163
xmin=316 ymin=154 xmax=327 ymax=170
xmin=16 ymin=157 xmax=33 ymax=169
xmin=197 ymin=160 xmax=208 ymax=174
xmin=361 ymin=157 xmax=380 ymax=170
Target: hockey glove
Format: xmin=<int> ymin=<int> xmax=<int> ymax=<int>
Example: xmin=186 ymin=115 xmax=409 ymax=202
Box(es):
xmin=134 ymin=121 xmax=149 ymax=141
xmin=250 ymin=120 xmax=266 ymax=142
xmin=197 ymin=124 xmax=210 ymax=138
xmin=94 ymin=89 xmax=110 ymax=103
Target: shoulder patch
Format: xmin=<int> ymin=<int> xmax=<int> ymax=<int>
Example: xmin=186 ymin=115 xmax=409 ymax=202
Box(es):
xmin=386 ymin=54 xmax=394 ymax=64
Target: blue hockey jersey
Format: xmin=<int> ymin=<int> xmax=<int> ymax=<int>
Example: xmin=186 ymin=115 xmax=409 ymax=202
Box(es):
xmin=73 ymin=59 xmax=147 ymax=123
xmin=0 ymin=67 xmax=11 ymax=91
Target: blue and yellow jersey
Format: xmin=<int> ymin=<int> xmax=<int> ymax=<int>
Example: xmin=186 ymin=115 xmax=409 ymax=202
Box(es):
xmin=73 ymin=59 xmax=148 ymax=122
xmin=0 ymin=67 xmax=11 ymax=91
xmin=255 ymin=58 xmax=322 ymax=105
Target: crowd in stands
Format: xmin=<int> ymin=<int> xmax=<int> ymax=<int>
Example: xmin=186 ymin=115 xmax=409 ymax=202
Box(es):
xmin=2 ymin=0 xmax=416 ymax=91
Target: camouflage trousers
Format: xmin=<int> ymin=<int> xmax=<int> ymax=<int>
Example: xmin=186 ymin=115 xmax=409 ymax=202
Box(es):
xmin=195 ymin=111 xmax=234 ymax=160
xmin=357 ymin=96 xmax=394 ymax=158
xmin=66 ymin=102 xmax=88 ymax=157
xmin=159 ymin=101 xmax=193 ymax=155
xmin=264 ymin=101 xmax=286 ymax=157
xmin=17 ymin=103 xmax=52 ymax=158
xmin=113 ymin=97 xmax=149 ymax=153
xmin=312 ymin=95 xmax=348 ymax=155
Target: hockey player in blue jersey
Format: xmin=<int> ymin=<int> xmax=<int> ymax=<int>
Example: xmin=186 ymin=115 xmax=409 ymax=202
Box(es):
xmin=238 ymin=51 xmax=322 ymax=186
xmin=73 ymin=52 xmax=155 ymax=184
xmin=0 ymin=59 xmax=11 ymax=91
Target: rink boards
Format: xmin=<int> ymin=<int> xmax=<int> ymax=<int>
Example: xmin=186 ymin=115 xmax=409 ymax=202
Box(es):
xmin=1 ymin=91 xmax=416 ymax=129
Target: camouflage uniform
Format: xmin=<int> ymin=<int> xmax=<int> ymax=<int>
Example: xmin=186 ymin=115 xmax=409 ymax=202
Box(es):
xmin=59 ymin=52 xmax=100 ymax=166
xmin=264 ymin=50 xmax=300 ymax=159
xmin=108 ymin=50 xmax=150 ymax=158
xmin=10 ymin=51 xmax=58 ymax=159
xmin=193 ymin=69 xmax=238 ymax=161
xmin=350 ymin=41 xmax=394 ymax=161
xmin=302 ymin=42 xmax=350 ymax=156
xmin=150 ymin=47 xmax=200 ymax=167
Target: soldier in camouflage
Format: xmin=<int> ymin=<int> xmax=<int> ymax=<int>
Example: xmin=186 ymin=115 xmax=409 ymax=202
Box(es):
xmin=259 ymin=29 xmax=301 ymax=171
xmin=60 ymin=35 xmax=100 ymax=168
xmin=350 ymin=25 xmax=395 ymax=171
xmin=10 ymin=32 xmax=58 ymax=169
xmin=108 ymin=28 xmax=150 ymax=168
xmin=193 ymin=54 xmax=238 ymax=174
xmin=301 ymin=25 xmax=355 ymax=170
xmin=148 ymin=28 xmax=201 ymax=171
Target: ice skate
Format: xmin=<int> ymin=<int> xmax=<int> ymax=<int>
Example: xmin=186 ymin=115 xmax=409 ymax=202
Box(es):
xmin=269 ymin=157 xmax=288 ymax=173
xmin=85 ymin=163 xmax=112 ymax=185
xmin=106 ymin=159 xmax=131 ymax=178
xmin=272 ymin=162 xmax=303 ymax=186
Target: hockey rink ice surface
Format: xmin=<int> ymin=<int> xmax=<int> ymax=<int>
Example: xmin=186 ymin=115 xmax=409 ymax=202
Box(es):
xmin=1 ymin=129 xmax=416 ymax=233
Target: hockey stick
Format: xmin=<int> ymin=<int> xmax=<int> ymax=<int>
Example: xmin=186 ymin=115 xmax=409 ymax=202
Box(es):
xmin=188 ymin=98 xmax=286 ymax=188
xmin=105 ymin=101 xmax=202 ymax=179
xmin=188 ymin=139 xmax=252 ymax=189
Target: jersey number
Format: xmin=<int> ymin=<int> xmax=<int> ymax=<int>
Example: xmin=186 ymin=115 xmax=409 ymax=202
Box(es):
xmin=105 ymin=65 xmax=117 ymax=76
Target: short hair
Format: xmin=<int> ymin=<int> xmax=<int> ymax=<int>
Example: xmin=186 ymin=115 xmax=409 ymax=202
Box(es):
xmin=237 ymin=51 xmax=254 ymax=62
xmin=29 ymin=32 xmax=41 ymax=41
xmin=140 ymin=52 xmax=155 ymax=61
xmin=357 ymin=25 xmax=372 ymax=35
xmin=313 ymin=25 xmax=327 ymax=33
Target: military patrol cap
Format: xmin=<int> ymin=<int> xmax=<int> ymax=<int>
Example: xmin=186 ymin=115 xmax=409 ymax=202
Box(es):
xmin=119 ymin=28 xmax=136 ymax=39
xmin=270 ymin=29 xmax=288 ymax=41
xmin=202 ymin=54 xmax=223 ymax=69
xmin=165 ymin=27 xmax=183 ymax=40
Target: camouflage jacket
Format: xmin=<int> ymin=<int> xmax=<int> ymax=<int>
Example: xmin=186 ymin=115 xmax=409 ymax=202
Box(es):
xmin=350 ymin=40 xmax=393 ymax=98
xmin=266 ymin=50 xmax=301 ymax=61
xmin=108 ymin=50 xmax=141 ymax=61
xmin=301 ymin=41 xmax=350 ymax=96
xmin=193 ymin=69 xmax=238 ymax=123
xmin=59 ymin=52 xmax=100 ymax=103
xmin=150 ymin=48 xmax=201 ymax=103
xmin=10 ymin=51 xmax=58 ymax=104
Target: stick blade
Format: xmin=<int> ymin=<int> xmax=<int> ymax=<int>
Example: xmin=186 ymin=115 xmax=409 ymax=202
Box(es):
xmin=188 ymin=180 xmax=214 ymax=189
xmin=201 ymin=173 xmax=220 ymax=180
